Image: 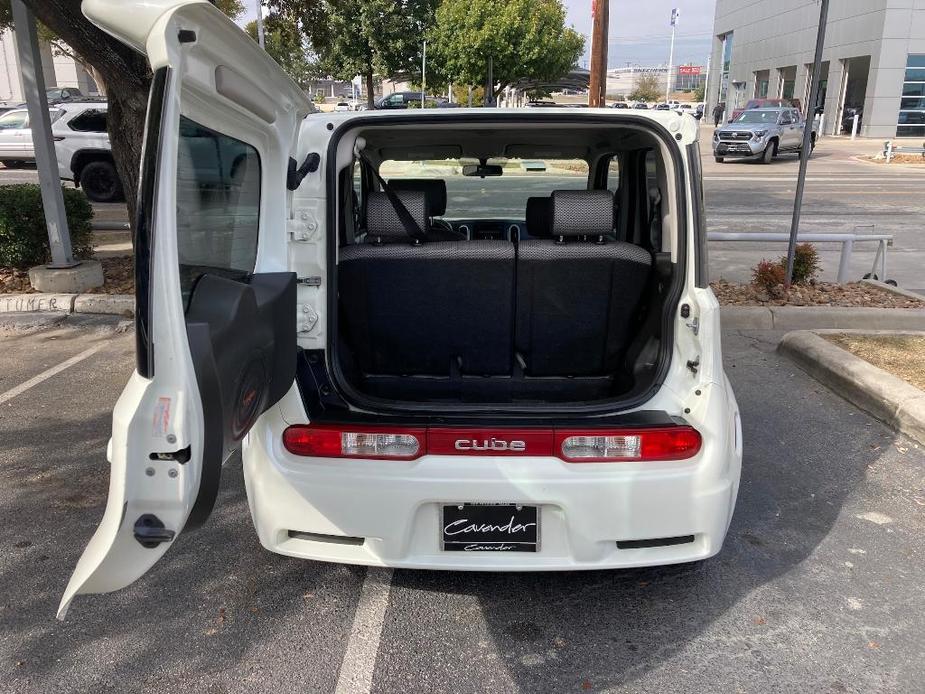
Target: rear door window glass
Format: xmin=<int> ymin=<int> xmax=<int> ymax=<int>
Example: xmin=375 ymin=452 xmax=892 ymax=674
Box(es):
xmin=68 ymin=109 xmax=108 ymax=132
xmin=176 ymin=116 xmax=261 ymax=304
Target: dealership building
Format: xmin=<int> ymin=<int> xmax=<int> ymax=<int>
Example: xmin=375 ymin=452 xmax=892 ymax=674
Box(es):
xmin=704 ymin=0 xmax=925 ymax=138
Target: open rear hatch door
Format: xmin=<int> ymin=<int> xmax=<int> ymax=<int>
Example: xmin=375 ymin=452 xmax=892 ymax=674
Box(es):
xmin=59 ymin=0 xmax=312 ymax=618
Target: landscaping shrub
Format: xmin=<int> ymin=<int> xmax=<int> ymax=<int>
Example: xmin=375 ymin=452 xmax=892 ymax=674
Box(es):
xmin=0 ymin=184 xmax=94 ymax=269
xmin=750 ymin=243 xmax=821 ymax=292
xmin=751 ymin=259 xmax=786 ymax=292
xmin=788 ymin=243 xmax=821 ymax=284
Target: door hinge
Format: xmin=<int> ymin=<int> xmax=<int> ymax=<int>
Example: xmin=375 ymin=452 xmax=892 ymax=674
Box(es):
xmin=298 ymin=276 xmax=322 ymax=287
xmin=686 ymin=356 xmax=700 ymax=375
xmin=133 ymin=514 xmax=176 ymax=548
xmin=148 ymin=446 xmax=191 ymax=464
xmin=686 ymin=316 xmax=700 ymax=336
xmin=298 ymin=304 xmax=319 ymax=333
xmin=288 ymin=209 xmax=318 ymax=242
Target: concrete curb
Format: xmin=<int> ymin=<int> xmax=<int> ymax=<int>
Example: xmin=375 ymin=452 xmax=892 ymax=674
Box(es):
xmin=861 ymin=278 xmax=925 ymax=302
xmin=779 ymin=330 xmax=925 ymax=446
xmin=0 ymin=293 xmax=134 ymax=317
xmin=721 ymin=306 xmax=925 ymax=331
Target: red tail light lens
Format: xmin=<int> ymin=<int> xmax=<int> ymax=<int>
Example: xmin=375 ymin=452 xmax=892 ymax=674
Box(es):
xmin=282 ymin=425 xmax=425 ymax=460
xmin=283 ymin=424 xmax=701 ymax=462
xmin=556 ymin=426 xmax=702 ymax=462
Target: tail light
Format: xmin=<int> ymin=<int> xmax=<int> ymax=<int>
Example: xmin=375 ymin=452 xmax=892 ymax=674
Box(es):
xmin=284 ymin=424 xmax=701 ymax=463
xmin=282 ymin=425 xmax=425 ymax=460
xmin=556 ymin=426 xmax=702 ymax=462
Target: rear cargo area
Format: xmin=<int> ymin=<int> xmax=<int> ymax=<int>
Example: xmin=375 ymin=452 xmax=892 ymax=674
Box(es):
xmin=326 ymin=117 xmax=686 ymax=410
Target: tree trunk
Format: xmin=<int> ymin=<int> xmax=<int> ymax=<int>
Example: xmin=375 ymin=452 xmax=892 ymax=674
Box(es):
xmin=365 ymin=69 xmax=375 ymax=110
xmin=24 ymin=0 xmax=151 ymax=227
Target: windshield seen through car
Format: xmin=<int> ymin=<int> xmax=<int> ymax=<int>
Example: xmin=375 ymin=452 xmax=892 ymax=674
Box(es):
xmin=734 ymin=111 xmax=780 ymax=124
xmin=379 ymin=158 xmax=589 ymax=218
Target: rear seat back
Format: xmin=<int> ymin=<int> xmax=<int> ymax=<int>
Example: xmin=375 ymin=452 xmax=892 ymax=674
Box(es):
xmin=341 ymin=191 xmax=514 ymax=375
xmin=515 ymin=190 xmax=653 ymax=376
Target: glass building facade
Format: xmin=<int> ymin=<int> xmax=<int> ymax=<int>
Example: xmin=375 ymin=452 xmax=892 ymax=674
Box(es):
xmin=898 ymin=55 xmax=925 ymax=138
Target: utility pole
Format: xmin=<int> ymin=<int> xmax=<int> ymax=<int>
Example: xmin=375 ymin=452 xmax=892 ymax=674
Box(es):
xmin=666 ymin=8 xmax=679 ymax=102
xmin=588 ymin=0 xmax=609 ymax=107
xmin=255 ymin=0 xmax=266 ymax=49
xmin=785 ymin=0 xmax=829 ymax=289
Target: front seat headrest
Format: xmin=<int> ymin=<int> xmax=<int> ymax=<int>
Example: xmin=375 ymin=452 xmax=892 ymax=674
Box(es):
xmin=551 ymin=190 xmax=614 ymax=237
xmin=525 ymin=196 xmax=553 ymax=238
xmin=388 ymin=178 xmax=447 ymax=217
xmin=365 ymin=190 xmax=430 ymax=240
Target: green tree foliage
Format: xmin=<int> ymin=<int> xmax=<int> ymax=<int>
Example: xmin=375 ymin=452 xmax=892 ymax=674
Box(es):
xmin=245 ymin=15 xmax=317 ymax=86
xmin=692 ymin=84 xmax=706 ymax=102
xmin=427 ymin=0 xmax=583 ymax=98
xmin=628 ymin=73 xmax=661 ymax=102
xmin=270 ymin=0 xmax=437 ymax=108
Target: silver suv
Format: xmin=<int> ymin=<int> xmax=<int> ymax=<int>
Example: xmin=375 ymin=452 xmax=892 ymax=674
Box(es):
xmin=713 ymin=107 xmax=816 ymax=164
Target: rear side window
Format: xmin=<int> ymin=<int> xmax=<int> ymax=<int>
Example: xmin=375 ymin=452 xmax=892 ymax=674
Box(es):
xmin=68 ymin=109 xmax=108 ymax=132
xmin=0 ymin=111 xmax=28 ymax=129
xmin=176 ymin=116 xmax=261 ymax=304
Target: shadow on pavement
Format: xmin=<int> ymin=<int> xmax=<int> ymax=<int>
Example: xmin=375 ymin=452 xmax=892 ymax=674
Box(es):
xmin=379 ymin=331 xmax=897 ymax=693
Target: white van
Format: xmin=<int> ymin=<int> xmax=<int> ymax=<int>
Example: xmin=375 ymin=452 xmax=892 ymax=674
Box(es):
xmin=60 ymin=0 xmax=742 ymax=617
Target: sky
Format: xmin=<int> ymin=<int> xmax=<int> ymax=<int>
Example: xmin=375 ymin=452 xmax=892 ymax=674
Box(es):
xmin=240 ymin=0 xmax=718 ymax=69
xmin=564 ymin=0 xmax=718 ymax=69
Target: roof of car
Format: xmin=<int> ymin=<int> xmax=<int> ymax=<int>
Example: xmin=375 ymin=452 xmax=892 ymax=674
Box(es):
xmin=311 ymin=107 xmax=701 ymax=144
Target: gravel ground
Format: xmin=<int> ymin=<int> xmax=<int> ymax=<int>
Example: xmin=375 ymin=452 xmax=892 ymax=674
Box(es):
xmin=711 ymin=280 xmax=925 ymax=308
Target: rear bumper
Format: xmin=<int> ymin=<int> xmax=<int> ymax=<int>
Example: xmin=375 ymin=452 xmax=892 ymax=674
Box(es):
xmin=242 ymin=388 xmax=742 ymax=571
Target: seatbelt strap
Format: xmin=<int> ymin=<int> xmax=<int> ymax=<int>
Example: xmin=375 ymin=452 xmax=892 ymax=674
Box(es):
xmin=356 ymin=149 xmax=427 ymax=242
xmin=647 ymin=187 xmax=662 ymax=250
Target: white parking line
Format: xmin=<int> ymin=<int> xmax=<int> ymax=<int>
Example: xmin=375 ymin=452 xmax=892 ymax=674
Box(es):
xmin=0 ymin=343 xmax=105 ymax=406
xmin=334 ymin=568 xmax=394 ymax=694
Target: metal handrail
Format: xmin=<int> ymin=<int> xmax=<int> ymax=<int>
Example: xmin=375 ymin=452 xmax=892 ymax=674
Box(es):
xmin=707 ymin=231 xmax=893 ymax=284
xmin=883 ymin=140 xmax=925 ymax=162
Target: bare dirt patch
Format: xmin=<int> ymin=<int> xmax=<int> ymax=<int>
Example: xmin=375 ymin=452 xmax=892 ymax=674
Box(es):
xmin=711 ymin=280 xmax=925 ymax=308
xmin=823 ymin=333 xmax=925 ymax=391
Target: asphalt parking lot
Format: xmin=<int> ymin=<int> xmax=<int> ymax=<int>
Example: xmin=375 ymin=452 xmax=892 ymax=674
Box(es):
xmin=1 ymin=314 xmax=923 ymax=693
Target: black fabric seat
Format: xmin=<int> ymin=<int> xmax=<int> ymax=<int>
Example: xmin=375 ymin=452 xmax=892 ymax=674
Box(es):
xmin=525 ymin=196 xmax=552 ymax=238
xmin=388 ymin=178 xmax=464 ymax=241
xmin=515 ymin=190 xmax=653 ymax=377
xmin=340 ymin=190 xmax=514 ymax=377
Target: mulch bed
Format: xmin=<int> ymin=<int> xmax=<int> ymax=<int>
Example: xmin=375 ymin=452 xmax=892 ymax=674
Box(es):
xmin=863 ymin=154 xmax=925 ymax=165
xmin=711 ymin=279 xmax=925 ymax=308
xmin=0 ymin=256 xmax=134 ymax=295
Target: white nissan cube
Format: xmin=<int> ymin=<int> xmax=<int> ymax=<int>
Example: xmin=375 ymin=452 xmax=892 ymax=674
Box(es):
xmin=60 ymin=0 xmax=742 ymax=617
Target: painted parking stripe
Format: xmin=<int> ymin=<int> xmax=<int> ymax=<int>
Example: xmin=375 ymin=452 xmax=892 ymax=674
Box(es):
xmin=334 ymin=568 xmax=394 ymax=694
xmin=0 ymin=343 xmax=105 ymax=406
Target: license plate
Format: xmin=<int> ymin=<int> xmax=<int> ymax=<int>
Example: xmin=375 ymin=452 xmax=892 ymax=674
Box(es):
xmin=441 ymin=503 xmax=539 ymax=552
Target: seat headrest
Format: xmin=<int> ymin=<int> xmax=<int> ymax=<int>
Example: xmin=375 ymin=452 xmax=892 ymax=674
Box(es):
xmin=551 ymin=190 xmax=614 ymax=237
xmin=388 ymin=178 xmax=447 ymax=216
xmin=525 ymin=196 xmax=553 ymax=238
xmin=366 ymin=190 xmax=430 ymax=240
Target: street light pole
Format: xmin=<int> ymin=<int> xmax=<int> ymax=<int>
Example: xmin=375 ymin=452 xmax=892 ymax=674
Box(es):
xmin=11 ymin=0 xmax=75 ymax=268
xmin=666 ymin=8 xmax=678 ymax=102
xmin=785 ymin=0 xmax=830 ymax=288
xmin=421 ymin=40 xmax=426 ymax=109
xmin=255 ymin=0 xmax=266 ymax=49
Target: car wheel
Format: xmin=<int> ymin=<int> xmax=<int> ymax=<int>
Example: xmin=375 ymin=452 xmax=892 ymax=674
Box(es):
xmin=79 ymin=160 xmax=123 ymax=203
xmin=761 ymin=142 xmax=774 ymax=164
xmin=714 ymin=156 xmax=724 ymax=163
